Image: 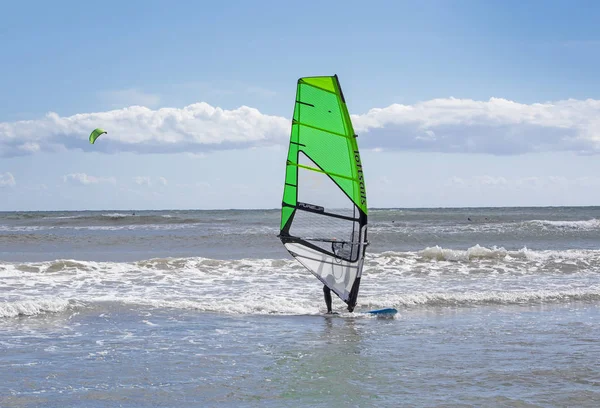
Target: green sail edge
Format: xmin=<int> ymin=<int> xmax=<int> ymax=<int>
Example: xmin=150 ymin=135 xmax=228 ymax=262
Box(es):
xmin=280 ymin=75 xmax=367 ymax=231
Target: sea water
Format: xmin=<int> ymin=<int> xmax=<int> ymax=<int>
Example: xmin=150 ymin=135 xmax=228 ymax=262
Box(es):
xmin=1 ymin=207 xmax=599 ymax=407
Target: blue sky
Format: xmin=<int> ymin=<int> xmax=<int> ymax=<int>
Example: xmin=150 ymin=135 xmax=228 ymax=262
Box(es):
xmin=2 ymin=0 xmax=600 ymax=210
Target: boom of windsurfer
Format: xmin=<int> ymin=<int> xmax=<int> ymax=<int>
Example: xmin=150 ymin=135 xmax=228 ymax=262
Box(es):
xmin=323 ymin=285 xmax=333 ymax=313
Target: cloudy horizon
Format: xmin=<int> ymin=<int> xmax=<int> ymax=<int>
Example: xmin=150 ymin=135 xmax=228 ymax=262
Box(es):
xmin=3 ymin=94 xmax=600 ymax=211
xmin=2 ymin=1 xmax=600 ymax=211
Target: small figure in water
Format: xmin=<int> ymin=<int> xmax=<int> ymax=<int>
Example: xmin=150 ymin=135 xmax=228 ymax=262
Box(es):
xmin=323 ymin=285 xmax=333 ymax=314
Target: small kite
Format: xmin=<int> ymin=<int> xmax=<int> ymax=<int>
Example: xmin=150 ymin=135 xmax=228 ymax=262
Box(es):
xmin=89 ymin=128 xmax=107 ymax=144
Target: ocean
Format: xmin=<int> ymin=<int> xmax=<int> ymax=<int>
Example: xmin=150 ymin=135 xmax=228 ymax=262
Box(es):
xmin=1 ymin=207 xmax=599 ymax=407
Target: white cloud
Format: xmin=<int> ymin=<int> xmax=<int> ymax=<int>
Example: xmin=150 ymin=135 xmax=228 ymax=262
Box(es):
xmin=0 ymin=172 xmax=16 ymax=187
xmin=133 ymin=176 xmax=168 ymax=187
xmin=352 ymin=97 xmax=600 ymax=155
xmin=476 ymin=175 xmax=508 ymax=186
xmin=0 ymin=102 xmax=289 ymax=157
xmin=3 ymin=97 xmax=600 ymax=158
xmin=133 ymin=176 xmax=152 ymax=186
xmin=62 ymin=173 xmax=116 ymax=185
xmin=18 ymin=142 xmax=40 ymax=153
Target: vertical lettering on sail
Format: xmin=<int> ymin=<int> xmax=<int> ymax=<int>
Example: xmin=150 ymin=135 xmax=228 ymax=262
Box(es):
xmin=354 ymin=150 xmax=366 ymax=207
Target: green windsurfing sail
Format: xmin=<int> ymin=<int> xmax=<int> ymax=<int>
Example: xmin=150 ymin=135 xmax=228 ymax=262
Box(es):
xmin=89 ymin=128 xmax=107 ymax=144
xmin=278 ymin=74 xmax=368 ymax=313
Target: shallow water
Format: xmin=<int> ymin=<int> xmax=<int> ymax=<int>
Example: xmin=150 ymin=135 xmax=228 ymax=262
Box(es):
xmin=2 ymin=303 xmax=599 ymax=407
xmin=2 ymin=207 xmax=600 ymax=406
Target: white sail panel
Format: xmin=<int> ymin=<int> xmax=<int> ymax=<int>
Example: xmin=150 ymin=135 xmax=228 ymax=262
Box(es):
xmin=284 ymin=240 xmax=365 ymax=302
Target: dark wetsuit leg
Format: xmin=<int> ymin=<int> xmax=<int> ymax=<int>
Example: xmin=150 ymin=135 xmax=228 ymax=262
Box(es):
xmin=323 ymin=285 xmax=332 ymax=313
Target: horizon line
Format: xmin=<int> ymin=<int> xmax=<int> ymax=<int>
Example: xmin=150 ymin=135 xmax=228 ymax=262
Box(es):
xmin=1 ymin=204 xmax=599 ymax=213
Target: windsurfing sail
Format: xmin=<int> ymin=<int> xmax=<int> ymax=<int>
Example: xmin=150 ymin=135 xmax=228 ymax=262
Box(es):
xmin=278 ymin=74 xmax=368 ymax=313
xmin=89 ymin=128 xmax=107 ymax=144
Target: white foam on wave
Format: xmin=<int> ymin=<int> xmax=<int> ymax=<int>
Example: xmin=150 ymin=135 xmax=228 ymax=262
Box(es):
xmin=2 ymin=247 xmax=600 ymax=317
xmin=0 ymin=225 xmax=48 ymax=232
xmin=527 ymin=218 xmax=600 ymax=230
xmin=414 ymin=244 xmax=599 ymax=263
xmin=102 ymin=213 xmax=130 ymax=218
xmin=133 ymin=295 xmax=320 ymax=316
xmin=387 ymin=287 xmax=600 ymax=307
xmin=0 ymin=223 xmax=277 ymax=233
xmin=364 ymin=245 xmax=600 ymax=285
xmin=0 ymin=298 xmax=71 ymax=318
xmin=368 ymin=217 xmax=600 ymax=235
xmin=67 ymin=223 xmax=202 ymax=231
xmin=421 ymin=244 xmax=515 ymax=261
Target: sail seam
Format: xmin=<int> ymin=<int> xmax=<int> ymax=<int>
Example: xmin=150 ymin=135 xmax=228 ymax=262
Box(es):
xmin=298 ymin=79 xmax=338 ymax=95
xmin=288 ymin=162 xmax=357 ymax=182
xmin=286 ymin=246 xmax=361 ymax=268
xmin=292 ymin=120 xmax=350 ymax=139
xmin=295 ymin=100 xmax=315 ymax=107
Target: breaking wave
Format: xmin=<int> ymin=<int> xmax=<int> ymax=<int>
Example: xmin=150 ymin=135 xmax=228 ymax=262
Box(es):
xmin=0 ymin=298 xmax=72 ymax=318
xmin=1 ymin=245 xmax=599 ymax=318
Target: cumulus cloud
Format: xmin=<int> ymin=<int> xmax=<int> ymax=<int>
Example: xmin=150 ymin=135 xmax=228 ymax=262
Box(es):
xmin=352 ymin=97 xmax=600 ymax=155
xmin=4 ymin=97 xmax=600 ymax=158
xmin=0 ymin=102 xmax=289 ymax=157
xmin=62 ymin=173 xmax=116 ymax=185
xmin=0 ymin=172 xmax=16 ymax=187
